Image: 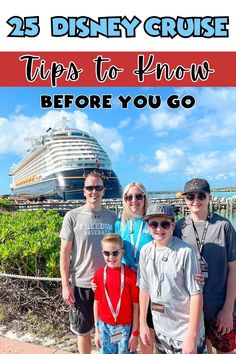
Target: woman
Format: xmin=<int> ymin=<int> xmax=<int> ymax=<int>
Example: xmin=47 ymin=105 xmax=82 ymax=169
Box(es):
xmin=115 ymin=182 xmax=155 ymax=354
xmin=115 ymin=182 xmax=152 ymax=270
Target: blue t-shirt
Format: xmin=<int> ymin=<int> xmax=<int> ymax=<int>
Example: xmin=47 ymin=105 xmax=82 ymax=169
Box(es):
xmin=115 ymin=217 xmax=153 ymax=271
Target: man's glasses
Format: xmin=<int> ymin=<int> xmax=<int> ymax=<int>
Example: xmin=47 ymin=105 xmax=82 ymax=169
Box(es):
xmin=185 ymin=193 xmax=207 ymax=201
xmin=102 ymin=249 xmax=122 ymax=257
xmin=146 ymin=220 xmax=172 ymax=230
xmin=84 ymin=185 xmax=104 ymax=192
xmin=125 ymin=193 xmax=144 ymax=202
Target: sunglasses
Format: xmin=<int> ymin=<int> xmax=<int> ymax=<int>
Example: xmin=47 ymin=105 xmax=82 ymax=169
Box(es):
xmin=146 ymin=220 xmax=172 ymax=230
xmin=102 ymin=249 xmax=122 ymax=257
xmin=125 ymin=193 xmax=145 ymax=202
xmin=185 ymin=193 xmax=207 ymax=201
xmin=84 ymin=185 xmax=104 ymax=192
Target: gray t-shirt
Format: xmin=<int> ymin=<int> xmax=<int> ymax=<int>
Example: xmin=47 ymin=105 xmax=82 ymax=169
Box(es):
xmin=138 ymin=237 xmax=205 ymax=342
xmin=175 ymin=213 xmax=236 ymax=320
xmin=60 ymin=205 xmax=117 ymax=288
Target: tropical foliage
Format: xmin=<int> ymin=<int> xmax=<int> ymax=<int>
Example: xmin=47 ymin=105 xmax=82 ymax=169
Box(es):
xmin=0 ymin=209 xmax=62 ymax=277
xmin=0 ymin=198 xmax=12 ymax=206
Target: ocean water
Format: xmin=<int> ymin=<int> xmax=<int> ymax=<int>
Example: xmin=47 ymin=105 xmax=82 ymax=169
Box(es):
xmin=148 ymin=191 xmax=236 ymax=199
xmin=222 ymin=211 xmax=236 ymax=229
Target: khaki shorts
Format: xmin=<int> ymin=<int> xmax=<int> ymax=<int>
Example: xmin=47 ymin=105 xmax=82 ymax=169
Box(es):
xmin=69 ymin=287 xmax=94 ymax=336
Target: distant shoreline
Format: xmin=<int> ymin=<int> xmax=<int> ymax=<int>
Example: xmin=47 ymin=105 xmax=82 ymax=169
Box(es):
xmin=148 ymin=188 xmax=236 ymax=195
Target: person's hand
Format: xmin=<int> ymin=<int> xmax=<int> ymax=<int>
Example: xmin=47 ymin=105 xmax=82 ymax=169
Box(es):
xmin=182 ymin=332 xmax=197 ymax=354
xmin=128 ymin=333 xmax=138 ymax=352
xmin=195 ymin=273 xmax=205 ymax=287
xmin=62 ymin=284 xmax=75 ymax=306
xmin=91 ymin=279 xmax=97 ymax=292
xmin=140 ymin=323 xmax=152 ymax=347
xmin=95 ymin=328 xmax=102 ymax=349
xmin=216 ymin=307 xmax=233 ymax=335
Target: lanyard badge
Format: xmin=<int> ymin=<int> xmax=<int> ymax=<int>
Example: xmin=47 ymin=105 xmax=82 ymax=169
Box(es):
xmin=192 ymin=218 xmax=210 ymax=278
xmin=103 ymin=264 xmax=124 ymax=323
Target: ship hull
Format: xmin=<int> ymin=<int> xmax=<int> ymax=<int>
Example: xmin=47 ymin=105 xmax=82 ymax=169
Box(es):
xmin=11 ymin=168 xmax=122 ymax=201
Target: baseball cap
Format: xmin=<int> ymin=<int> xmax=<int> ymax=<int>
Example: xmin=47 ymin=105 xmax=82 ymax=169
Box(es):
xmin=145 ymin=203 xmax=175 ymax=220
xmin=182 ymin=178 xmax=210 ymax=195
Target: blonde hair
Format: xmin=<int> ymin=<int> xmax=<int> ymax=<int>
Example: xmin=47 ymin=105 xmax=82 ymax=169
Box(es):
xmin=121 ymin=182 xmax=149 ymax=229
xmin=101 ymin=233 xmax=123 ymax=248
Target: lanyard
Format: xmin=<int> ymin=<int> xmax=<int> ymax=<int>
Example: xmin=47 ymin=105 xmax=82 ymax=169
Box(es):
xmin=103 ymin=264 xmax=124 ymax=323
xmin=129 ymin=219 xmax=144 ymax=262
xmin=191 ymin=217 xmax=210 ymax=257
xmin=152 ymin=238 xmax=173 ymax=296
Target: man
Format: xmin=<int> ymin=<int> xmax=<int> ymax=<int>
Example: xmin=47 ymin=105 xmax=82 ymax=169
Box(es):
xmin=60 ymin=171 xmax=117 ymax=354
xmin=175 ymin=178 xmax=236 ymax=354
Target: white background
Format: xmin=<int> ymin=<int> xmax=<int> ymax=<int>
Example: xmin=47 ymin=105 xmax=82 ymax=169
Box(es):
xmin=0 ymin=0 xmax=235 ymax=51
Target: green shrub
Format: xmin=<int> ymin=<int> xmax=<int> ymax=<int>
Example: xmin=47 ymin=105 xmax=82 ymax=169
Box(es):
xmin=0 ymin=198 xmax=12 ymax=206
xmin=0 ymin=209 xmax=62 ymax=278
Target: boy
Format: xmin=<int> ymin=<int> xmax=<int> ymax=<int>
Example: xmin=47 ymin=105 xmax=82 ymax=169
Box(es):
xmin=93 ymin=233 xmax=139 ymax=354
xmin=175 ymin=178 xmax=236 ymax=354
xmin=139 ymin=203 xmax=205 ymax=354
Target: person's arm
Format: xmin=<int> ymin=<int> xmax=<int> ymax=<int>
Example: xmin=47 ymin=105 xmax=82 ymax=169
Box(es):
xmin=128 ymin=302 xmax=139 ymax=352
xmin=94 ymin=299 xmax=102 ymax=349
xmin=60 ymin=239 xmax=75 ymax=306
xmin=216 ymin=260 xmax=236 ymax=334
xmin=183 ymin=247 xmax=204 ymax=354
xmin=182 ymin=292 xmax=203 ymax=354
xmin=139 ymin=289 xmax=152 ymax=347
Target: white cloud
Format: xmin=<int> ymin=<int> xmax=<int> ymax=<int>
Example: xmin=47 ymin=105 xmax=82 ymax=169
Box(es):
xmin=129 ymin=154 xmax=148 ymax=164
xmin=118 ymin=117 xmax=130 ymax=129
xmin=185 ymin=150 xmax=236 ymax=180
xmin=135 ymin=113 xmax=149 ymax=128
xmin=14 ymin=104 xmax=26 ymax=114
xmin=174 ymin=88 xmax=236 ymax=143
xmin=135 ymin=88 xmax=236 ymax=144
xmin=175 ymin=88 xmax=236 ymax=110
xmin=135 ymin=106 xmax=187 ymax=133
xmin=0 ymin=110 xmax=124 ymax=161
xmin=190 ymin=112 xmax=236 ymax=143
xmin=193 ymin=87 xmax=236 ymax=110
xmin=150 ymin=111 xmax=185 ymax=131
xmin=145 ymin=147 xmax=185 ymax=173
xmin=137 ymin=154 xmax=148 ymax=163
xmin=127 ymin=136 xmax=136 ymax=142
xmin=145 ymin=146 xmax=236 ymax=182
xmin=215 ymin=173 xmax=228 ymax=181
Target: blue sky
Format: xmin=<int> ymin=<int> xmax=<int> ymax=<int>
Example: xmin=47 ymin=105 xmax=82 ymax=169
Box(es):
xmin=1 ymin=86 xmax=236 ymax=195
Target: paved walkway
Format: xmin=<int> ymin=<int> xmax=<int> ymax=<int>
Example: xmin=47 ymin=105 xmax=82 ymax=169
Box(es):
xmin=0 ymin=336 xmax=100 ymax=353
xmin=0 ymin=336 xmax=73 ymax=353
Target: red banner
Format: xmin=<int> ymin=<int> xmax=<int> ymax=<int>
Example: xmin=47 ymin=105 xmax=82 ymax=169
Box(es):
xmin=0 ymin=52 xmax=235 ymax=86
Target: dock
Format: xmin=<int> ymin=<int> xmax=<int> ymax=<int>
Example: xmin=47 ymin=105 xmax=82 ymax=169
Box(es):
xmin=2 ymin=196 xmax=236 ymax=218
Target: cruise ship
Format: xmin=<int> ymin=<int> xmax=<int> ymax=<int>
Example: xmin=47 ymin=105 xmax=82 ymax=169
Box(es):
xmin=9 ymin=123 xmax=122 ymax=201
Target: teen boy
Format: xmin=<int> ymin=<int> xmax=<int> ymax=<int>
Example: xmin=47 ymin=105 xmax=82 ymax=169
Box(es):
xmin=175 ymin=178 xmax=236 ymax=354
xmin=139 ymin=203 xmax=205 ymax=354
xmin=93 ymin=233 xmax=139 ymax=354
